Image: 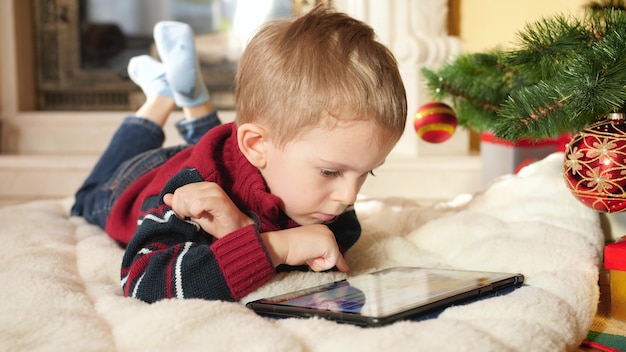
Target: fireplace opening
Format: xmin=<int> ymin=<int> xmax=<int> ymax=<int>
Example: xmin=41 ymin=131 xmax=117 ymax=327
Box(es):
xmin=33 ymin=0 xmax=319 ymax=111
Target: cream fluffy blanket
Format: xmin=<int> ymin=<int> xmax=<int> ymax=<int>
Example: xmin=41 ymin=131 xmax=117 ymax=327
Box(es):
xmin=0 ymin=153 xmax=604 ymax=351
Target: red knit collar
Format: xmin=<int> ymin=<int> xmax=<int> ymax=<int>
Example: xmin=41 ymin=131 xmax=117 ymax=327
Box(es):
xmin=192 ymin=123 xmax=299 ymax=232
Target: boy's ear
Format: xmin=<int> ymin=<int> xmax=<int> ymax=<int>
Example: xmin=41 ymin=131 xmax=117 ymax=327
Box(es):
xmin=237 ymin=123 xmax=268 ymax=168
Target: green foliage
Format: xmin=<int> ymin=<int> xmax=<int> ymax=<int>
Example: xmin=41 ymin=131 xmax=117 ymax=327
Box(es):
xmin=421 ymin=7 xmax=626 ymax=141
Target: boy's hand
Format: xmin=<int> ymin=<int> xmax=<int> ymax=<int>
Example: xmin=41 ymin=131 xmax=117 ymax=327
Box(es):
xmin=261 ymin=225 xmax=349 ymax=272
xmin=163 ymin=182 xmax=254 ymax=238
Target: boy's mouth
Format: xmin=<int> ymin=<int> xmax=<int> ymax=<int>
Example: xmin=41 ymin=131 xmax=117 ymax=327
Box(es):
xmin=315 ymin=213 xmax=338 ymax=223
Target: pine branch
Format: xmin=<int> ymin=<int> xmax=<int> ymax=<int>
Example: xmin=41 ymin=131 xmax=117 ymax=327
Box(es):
xmin=560 ymin=29 xmax=626 ymax=115
xmin=503 ymin=15 xmax=591 ymax=80
xmin=495 ymin=21 xmax=626 ymax=140
xmin=493 ymin=81 xmax=569 ymax=140
xmin=421 ymin=52 xmax=532 ymax=132
xmin=422 ymin=7 xmax=626 ymax=141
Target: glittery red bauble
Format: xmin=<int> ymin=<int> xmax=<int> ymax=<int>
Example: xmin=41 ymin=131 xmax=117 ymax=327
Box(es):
xmin=563 ymin=113 xmax=626 ymax=212
xmin=414 ymin=102 xmax=457 ymax=143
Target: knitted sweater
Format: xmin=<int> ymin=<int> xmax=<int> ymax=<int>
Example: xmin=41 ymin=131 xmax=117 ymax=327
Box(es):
xmin=106 ymin=123 xmax=361 ymax=303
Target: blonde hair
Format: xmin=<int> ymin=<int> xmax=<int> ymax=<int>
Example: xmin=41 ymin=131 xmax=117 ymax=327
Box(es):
xmin=235 ymin=6 xmax=407 ymax=147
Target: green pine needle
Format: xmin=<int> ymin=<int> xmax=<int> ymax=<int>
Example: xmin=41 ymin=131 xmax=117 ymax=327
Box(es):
xmin=421 ymin=7 xmax=626 ymax=141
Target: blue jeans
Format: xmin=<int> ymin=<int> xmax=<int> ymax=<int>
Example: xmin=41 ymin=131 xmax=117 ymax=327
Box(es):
xmin=71 ymin=111 xmax=221 ymax=229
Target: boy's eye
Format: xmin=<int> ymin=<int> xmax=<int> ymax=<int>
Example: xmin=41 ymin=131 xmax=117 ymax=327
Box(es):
xmin=320 ymin=169 xmax=340 ymax=177
xmin=359 ymin=170 xmax=375 ymax=179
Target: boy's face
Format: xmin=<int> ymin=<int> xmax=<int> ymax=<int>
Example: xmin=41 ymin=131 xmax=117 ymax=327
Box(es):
xmin=260 ymin=120 xmax=396 ymax=225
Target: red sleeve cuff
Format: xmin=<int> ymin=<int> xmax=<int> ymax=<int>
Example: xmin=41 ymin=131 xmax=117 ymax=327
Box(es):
xmin=210 ymin=224 xmax=275 ymax=300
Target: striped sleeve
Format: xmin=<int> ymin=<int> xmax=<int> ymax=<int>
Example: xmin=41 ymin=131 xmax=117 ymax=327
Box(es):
xmin=121 ymin=207 xmax=275 ymax=302
xmin=120 ymin=170 xmax=275 ymax=303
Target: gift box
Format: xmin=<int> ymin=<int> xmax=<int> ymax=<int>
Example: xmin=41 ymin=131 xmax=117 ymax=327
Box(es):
xmin=604 ymin=238 xmax=626 ymax=321
xmin=480 ymin=132 xmax=570 ymax=187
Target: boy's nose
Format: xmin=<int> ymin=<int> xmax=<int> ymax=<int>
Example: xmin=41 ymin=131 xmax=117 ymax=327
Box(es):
xmin=333 ymin=183 xmax=359 ymax=206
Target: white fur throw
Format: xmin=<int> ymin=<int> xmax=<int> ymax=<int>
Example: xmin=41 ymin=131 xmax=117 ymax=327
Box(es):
xmin=0 ymin=153 xmax=603 ymax=351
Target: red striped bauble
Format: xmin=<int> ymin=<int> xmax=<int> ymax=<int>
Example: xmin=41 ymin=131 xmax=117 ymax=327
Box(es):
xmin=414 ymin=102 xmax=457 ymax=143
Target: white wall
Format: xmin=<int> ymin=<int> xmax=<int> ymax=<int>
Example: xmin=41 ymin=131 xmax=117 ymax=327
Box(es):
xmin=460 ymin=0 xmax=587 ymax=52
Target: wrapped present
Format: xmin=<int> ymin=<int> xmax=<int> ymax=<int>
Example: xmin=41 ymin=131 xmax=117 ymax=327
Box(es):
xmin=605 ymin=238 xmax=626 ymax=321
xmin=480 ymin=132 xmax=570 ymax=187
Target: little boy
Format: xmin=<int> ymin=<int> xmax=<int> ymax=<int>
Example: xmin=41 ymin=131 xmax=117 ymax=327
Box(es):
xmin=72 ymin=6 xmax=407 ymax=303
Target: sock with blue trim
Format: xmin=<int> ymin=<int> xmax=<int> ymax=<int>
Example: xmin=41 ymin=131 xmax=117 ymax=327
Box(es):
xmin=127 ymin=55 xmax=172 ymax=99
xmin=153 ymin=21 xmax=209 ymax=107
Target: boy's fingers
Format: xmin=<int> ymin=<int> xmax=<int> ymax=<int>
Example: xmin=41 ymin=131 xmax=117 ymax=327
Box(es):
xmin=162 ymin=193 xmax=173 ymax=205
xmin=307 ymin=253 xmax=349 ymax=273
xmin=162 ymin=193 xmax=189 ymax=220
xmin=334 ymin=255 xmax=349 ymax=272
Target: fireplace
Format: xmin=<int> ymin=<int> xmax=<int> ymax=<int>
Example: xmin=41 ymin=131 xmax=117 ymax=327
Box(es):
xmin=4 ymin=0 xmax=469 ymax=160
xmin=32 ymin=0 xmax=324 ymax=111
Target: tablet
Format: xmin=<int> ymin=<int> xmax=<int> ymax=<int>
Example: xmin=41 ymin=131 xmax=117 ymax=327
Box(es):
xmin=246 ymin=266 xmax=524 ymax=327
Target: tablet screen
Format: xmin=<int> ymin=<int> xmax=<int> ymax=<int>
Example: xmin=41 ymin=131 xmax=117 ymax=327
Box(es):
xmin=248 ymin=267 xmax=524 ymax=321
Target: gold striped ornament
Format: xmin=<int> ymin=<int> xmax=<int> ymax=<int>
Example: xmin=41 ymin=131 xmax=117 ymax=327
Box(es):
xmin=414 ymin=102 xmax=457 ymax=143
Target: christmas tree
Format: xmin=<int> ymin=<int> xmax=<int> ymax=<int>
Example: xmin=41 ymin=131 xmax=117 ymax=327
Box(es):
xmin=421 ymin=2 xmax=626 ymax=142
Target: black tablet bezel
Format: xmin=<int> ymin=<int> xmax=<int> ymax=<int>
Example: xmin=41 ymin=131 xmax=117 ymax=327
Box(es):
xmin=246 ymin=267 xmax=524 ymax=327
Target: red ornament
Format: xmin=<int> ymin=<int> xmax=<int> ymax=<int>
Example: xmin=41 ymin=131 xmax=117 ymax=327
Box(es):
xmin=563 ymin=113 xmax=626 ymax=212
xmin=414 ymin=102 xmax=457 ymax=143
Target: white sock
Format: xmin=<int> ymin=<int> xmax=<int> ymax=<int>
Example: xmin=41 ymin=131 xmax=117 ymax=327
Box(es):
xmin=127 ymin=55 xmax=172 ymax=98
xmin=153 ymin=21 xmax=209 ymax=107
